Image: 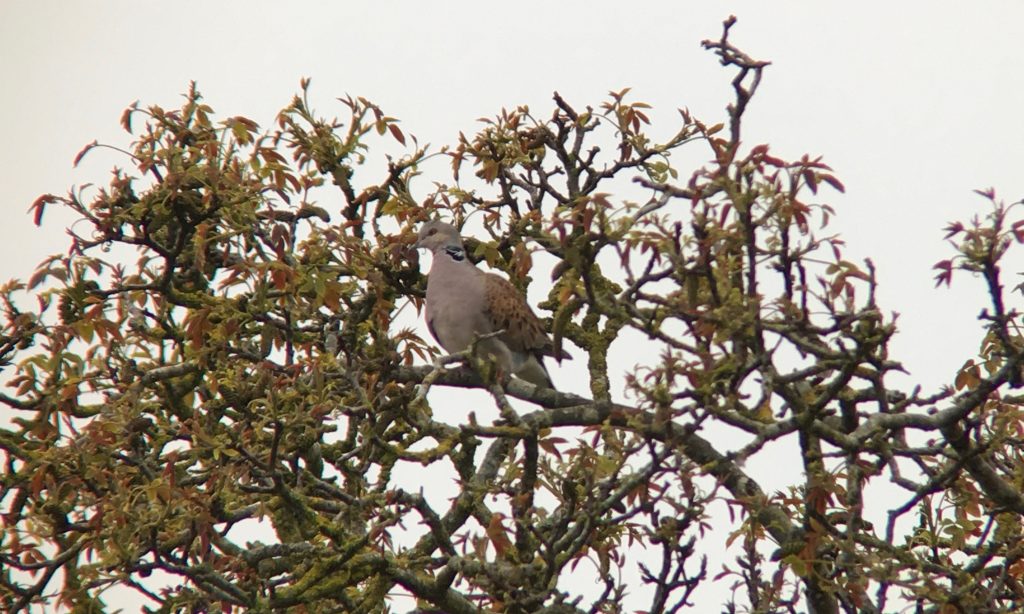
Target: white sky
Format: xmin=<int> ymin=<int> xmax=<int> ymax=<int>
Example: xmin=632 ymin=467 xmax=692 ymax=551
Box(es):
xmin=4 ymin=2 xmax=1023 ymax=389
xmin=3 ymin=1 xmax=1024 ymax=611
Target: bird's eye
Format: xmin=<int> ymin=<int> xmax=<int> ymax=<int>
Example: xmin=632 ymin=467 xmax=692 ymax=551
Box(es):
xmin=427 ymin=228 xmax=437 ymax=236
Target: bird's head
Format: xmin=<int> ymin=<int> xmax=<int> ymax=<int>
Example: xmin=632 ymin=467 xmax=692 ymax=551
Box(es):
xmin=414 ymin=220 xmax=463 ymax=253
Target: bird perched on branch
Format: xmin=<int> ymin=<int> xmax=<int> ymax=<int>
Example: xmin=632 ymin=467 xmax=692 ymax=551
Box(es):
xmin=415 ymin=220 xmax=570 ymax=388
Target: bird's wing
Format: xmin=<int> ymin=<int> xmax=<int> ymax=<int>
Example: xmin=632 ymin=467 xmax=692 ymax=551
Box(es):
xmin=483 ymin=273 xmax=551 ymax=355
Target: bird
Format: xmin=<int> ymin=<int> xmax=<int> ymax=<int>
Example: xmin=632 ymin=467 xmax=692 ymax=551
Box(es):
xmin=415 ymin=220 xmax=570 ymax=388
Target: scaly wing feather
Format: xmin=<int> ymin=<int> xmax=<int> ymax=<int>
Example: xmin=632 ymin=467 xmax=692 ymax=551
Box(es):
xmin=483 ymin=273 xmax=550 ymax=355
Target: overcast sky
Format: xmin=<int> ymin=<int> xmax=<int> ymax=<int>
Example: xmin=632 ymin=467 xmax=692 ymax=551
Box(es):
xmin=3 ymin=1 xmax=1024 ymax=610
xmin=5 ymin=2 xmax=1024 ymax=389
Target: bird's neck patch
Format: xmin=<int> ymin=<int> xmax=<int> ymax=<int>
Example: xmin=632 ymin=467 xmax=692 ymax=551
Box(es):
xmin=443 ymin=246 xmax=466 ymax=262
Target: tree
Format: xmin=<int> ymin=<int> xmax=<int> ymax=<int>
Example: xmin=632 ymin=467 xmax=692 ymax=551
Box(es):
xmin=2 ymin=17 xmax=1024 ymax=614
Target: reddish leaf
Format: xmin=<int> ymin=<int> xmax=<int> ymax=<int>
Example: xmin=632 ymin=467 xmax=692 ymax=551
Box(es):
xmin=73 ymin=140 xmax=98 ymax=168
xmin=486 ymin=513 xmax=513 ymax=558
xmin=185 ymin=308 xmax=212 ymax=350
xmin=943 ymin=222 xmax=964 ymax=239
xmin=820 ymin=174 xmax=845 ymax=193
xmin=609 ymin=87 xmax=632 ymax=102
xmin=803 ymin=169 xmax=818 ymax=194
xmin=974 ymin=187 xmax=996 ymax=200
xmin=28 ymin=194 xmax=60 ymax=227
xmin=388 ymin=123 xmax=406 ymax=146
xmin=538 ymin=437 xmax=566 ymax=461
xmin=933 ymin=260 xmax=953 ymax=287
xmin=719 ymin=203 xmax=732 ymax=227
xmin=120 ymin=101 xmax=139 ymax=133
xmin=1012 ymin=220 xmax=1024 ymax=243
xmin=271 ymin=266 xmax=292 ymax=290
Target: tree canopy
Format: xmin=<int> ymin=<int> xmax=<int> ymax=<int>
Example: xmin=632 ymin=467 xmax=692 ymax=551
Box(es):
xmin=3 ymin=19 xmax=1024 ymax=614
